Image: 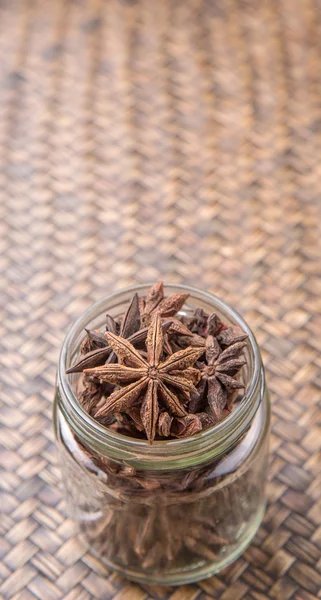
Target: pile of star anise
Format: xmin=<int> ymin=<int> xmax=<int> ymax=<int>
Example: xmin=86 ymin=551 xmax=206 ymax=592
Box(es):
xmin=67 ymin=283 xmax=248 ymax=443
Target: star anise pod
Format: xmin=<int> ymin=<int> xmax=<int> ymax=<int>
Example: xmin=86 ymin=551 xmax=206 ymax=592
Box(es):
xmin=78 ymin=378 xmax=103 ymax=413
xmin=198 ymin=335 xmax=247 ymax=421
xmin=141 ymin=281 xmax=164 ymax=316
xmin=216 ymin=325 xmax=248 ymax=347
xmin=139 ymin=281 xmax=193 ymax=356
xmin=139 ymin=282 xmax=195 ymax=354
xmin=206 ymin=312 xmax=228 ymax=336
xmin=79 ymin=313 xmax=120 ymax=356
xmin=157 ymin=412 xmax=204 ymax=439
xmin=67 ymin=293 xmax=143 ymax=374
xmin=80 ymin=329 xmax=108 ymax=355
xmin=184 ymin=308 xmax=208 ymax=336
xmin=140 ymin=281 xmax=190 ymax=328
xmin=170 ymin=414 xmax=203 ymax=438
xmin=84 ymin=313 xmax=203 ymax=442
xmin=157 ymin=412 xmax=173 ymax=437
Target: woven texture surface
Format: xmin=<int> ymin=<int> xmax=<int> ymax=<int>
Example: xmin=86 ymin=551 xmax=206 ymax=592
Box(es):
xmin=1 ymin=0 xmax=321 ymax=598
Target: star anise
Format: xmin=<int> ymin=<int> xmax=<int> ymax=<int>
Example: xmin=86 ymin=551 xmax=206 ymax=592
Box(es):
xmin=140 ymin=282 xmax=195 ymax=355
xmin=84 ymin=313 xmax=203 ymax=442
xmin=80 ymin=329 xmax=109 ymax=355
xmin=216 ymin=325 xmax=248 ymax=347
xmin=178 ymin=311 xmax=228 ymax=349
xmin=197 ymin=335 xmax=247 ymax=421
xmin=67 ymin=293 xmax=144 ymax=374
xmin=78 ymin=378 xmax=103 ymax=413
xmin=170 ymin=414 xmax=203 ymax=438
xmin=157 ymin=412 xmax=173 ymax=437
xmin=140 ymin=281 xmax=191 ymax=332
xmin=157 ymin=411 xmax=205 ymax=439
xmin=188 ymin=308 xmax=209 ymax=336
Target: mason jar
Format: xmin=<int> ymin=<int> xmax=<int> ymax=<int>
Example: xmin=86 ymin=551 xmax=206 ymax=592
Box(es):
xmin=53 ymin=284 xmax=270 ymax=585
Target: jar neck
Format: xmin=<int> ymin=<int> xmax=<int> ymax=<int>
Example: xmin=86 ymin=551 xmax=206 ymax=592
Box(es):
xmin=57 ymin=284 xmax=264 ymax=470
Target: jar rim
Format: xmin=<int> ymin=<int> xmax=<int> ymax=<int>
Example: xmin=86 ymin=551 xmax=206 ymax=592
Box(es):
xmin=57 ymin=283 xmax=264 ymax=469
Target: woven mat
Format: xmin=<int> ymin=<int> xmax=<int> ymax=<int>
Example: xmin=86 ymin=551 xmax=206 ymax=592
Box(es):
xmin=1 ymin=0 xmax=321 ymax=599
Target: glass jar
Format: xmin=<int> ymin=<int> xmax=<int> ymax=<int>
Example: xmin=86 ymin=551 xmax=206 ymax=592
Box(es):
xmin=53 ymin=284 xmax=270 ymax=585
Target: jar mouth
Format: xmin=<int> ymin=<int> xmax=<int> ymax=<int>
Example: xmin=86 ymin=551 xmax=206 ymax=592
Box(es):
xmin=58 ymin=283 xmax=264 ymax=468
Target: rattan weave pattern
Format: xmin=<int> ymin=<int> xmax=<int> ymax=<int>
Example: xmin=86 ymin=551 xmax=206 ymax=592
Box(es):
xmin=1 ymin=0 xmax=321 ymax=599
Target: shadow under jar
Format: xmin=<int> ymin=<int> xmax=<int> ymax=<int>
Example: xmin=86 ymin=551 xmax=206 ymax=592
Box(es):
xmin=53 ymin=284 xmax=270 ymax=585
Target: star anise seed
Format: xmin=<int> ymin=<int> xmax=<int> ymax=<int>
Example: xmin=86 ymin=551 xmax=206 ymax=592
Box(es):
xmin=140 ymin=282 xmax=190 ymax=326
xmin=80 ymin=329 xmax=108 ymax=354
xmin=84 ymin=314 xmax=204 ymax=442
xmin=198 ymin=336 xmax=247 ymax=420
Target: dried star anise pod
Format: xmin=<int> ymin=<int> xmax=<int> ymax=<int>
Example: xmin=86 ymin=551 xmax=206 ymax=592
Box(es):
xmin=140 ymin=281 xmax=190 ymax=330
xmin=78 ymin=377 xmax=116 ymax=416
xmin=186 ymin=308 xmax=208 ymax=336
xmin=84 ymin=313 xmax=203 ymax=442
xmin=198 ymin=335 xmax=247 ymax=420
xmin=206 ymin=312 xmax=228 ymax=336
xmin=216 ymin=325 xmax=248 ymax=347
xmin=67 ymin=293 xmax=144 ymax=374
xmin=170 ymin=414 xmax=203 ymax=438
xmin=79 ymin=311 xmax=121 ymax=355
xmin=78 ymin=378 xmax=103 ymax=413
xmin=157 ymin=412 xmax=173 ymax=437
xmin=80 ymin=329 xmax=108 ymax=354
xmin=139 ymin=282 xmax=193 ymax=357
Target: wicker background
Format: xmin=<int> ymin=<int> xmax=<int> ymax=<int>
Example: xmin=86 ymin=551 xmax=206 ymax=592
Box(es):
xmin=1 ymin=0 xmax=321 ymax=599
